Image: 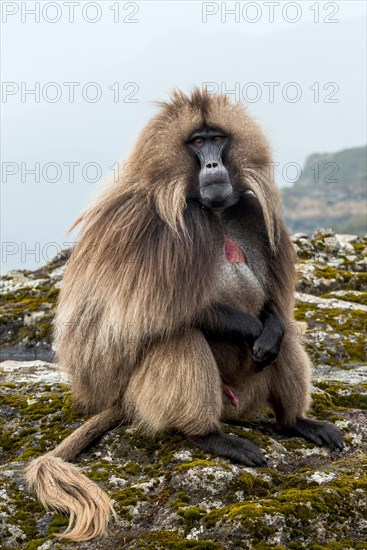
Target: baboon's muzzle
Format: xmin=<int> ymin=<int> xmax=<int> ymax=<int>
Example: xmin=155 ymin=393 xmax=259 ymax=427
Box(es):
xmin=200 ymin=182 xmax=234 ymax=208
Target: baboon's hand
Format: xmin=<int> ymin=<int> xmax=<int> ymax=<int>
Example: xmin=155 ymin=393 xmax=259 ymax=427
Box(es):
xmin=251 ymin=312 xmax=285 ymax=372
xmin=189 ymin=431 xmax=267 ymax=467
xmin=251 ymin=331 xmax=282 ymax=372
xmin=244 ymin=316 xmax=264 ymax=346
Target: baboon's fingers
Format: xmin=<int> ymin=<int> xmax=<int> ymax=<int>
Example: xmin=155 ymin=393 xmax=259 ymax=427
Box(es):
xmin=251 ymin=331 xmax=283 ymax=371
xmin=189 ymin=431 xmax=267 ymax=467
xmin=282 ymin=418 xmax=345 ymax=451
xmin=252 ymin=344 xmax=278 ymax=372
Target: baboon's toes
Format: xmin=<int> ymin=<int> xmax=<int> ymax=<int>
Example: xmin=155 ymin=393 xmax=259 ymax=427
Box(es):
xmin=189 ymin=431 xmax=267 ymax=467
xmin=283 ymin=418 xmax=345 ymax=451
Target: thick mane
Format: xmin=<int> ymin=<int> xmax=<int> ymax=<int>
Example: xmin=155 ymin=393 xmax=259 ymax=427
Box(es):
xmin=140 ymin=87 xmax=282 ymax=249
xmin=73 ymin=88 xmax=281 ymax=248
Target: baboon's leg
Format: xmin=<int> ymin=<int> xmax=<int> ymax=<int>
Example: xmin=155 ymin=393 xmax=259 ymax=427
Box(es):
xmin=268 ymin=324 xmax=312 ymax=424
xmin=268 ymin=324 xmax=344 ymax=451
xmin=125 ymin=329 xmax=266 ymax=466
xmin=124 ymin=329 xmax=222 ymax=436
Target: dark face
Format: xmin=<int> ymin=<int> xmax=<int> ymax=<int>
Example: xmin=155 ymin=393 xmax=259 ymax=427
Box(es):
xmin=187 ymin=126 xmax=238 ymax=212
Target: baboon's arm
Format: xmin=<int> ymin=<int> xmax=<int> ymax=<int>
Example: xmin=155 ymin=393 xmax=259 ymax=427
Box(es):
xmin=196 ymin=303 xmax=263 ymax=346
xmin=196 ymin=302 xmax=285 ymax=370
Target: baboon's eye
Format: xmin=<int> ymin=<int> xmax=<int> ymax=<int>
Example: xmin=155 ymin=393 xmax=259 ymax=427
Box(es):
xmin=193 ymin=137 xmax=204 ymax=148
xmin=212 ymin=136 xmax=223 ymax=143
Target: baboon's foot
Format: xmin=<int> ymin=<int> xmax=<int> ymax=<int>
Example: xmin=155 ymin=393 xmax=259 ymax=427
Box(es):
xmin=282 ymin=418 xmax=344 ymax=451
xmin=189 ymin=430 xmax=267 ymax=466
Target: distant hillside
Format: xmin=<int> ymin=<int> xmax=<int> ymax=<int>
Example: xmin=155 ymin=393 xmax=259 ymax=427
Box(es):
xmin=282 ymin=146 xmax=366 ymax=235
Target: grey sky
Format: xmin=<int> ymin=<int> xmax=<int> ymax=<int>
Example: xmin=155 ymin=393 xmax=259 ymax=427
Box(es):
xmin=1 ymin=0 xmax=366 ymax=271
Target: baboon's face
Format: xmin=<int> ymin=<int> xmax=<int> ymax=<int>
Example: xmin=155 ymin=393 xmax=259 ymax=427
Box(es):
xmin=187 ymin=126 xmax=239 ymax=213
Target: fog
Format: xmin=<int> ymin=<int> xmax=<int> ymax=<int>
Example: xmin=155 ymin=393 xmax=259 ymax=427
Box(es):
xmin=1 ymin=1 xmax=366 ymax=270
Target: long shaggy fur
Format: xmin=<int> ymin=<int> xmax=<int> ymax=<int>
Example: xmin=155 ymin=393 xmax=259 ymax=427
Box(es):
xmin=55 ymin=88 xmax=283 ymax=415
xmin=25 ymin=406 xmax=122 ymax=539
xmin=25 ymin=88 xmax=312 ymax=541
xmin=25 ymin=455 xmax=116 ymax=541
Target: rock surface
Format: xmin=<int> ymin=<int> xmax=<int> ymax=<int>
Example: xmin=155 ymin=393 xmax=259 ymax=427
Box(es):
xmin=1 ymin=230 xmax=366 ymax=549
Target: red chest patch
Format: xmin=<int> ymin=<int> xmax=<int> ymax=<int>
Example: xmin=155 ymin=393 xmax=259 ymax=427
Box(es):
xmin=224 ymin=237 xmax=246 ymax=263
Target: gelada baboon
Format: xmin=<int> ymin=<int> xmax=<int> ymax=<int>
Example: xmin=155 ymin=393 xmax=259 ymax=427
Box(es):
xmin=25 ymin=88 xmax=344 ymax=541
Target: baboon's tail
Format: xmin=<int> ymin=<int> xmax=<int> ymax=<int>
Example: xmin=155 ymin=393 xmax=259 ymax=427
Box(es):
xmin=25 ymin=405 xmax=122 ymax=541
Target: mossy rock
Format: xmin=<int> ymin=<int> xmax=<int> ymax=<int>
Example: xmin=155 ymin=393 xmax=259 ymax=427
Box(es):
xmin=1 ymin=235 xmax=367 ymax=548
xmin=1 ymin=361 xmax=367 ymax=549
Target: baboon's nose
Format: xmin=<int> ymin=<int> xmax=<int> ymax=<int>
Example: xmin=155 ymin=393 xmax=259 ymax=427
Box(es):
xmin=200 ymin=160 xmax=229 ymax=186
